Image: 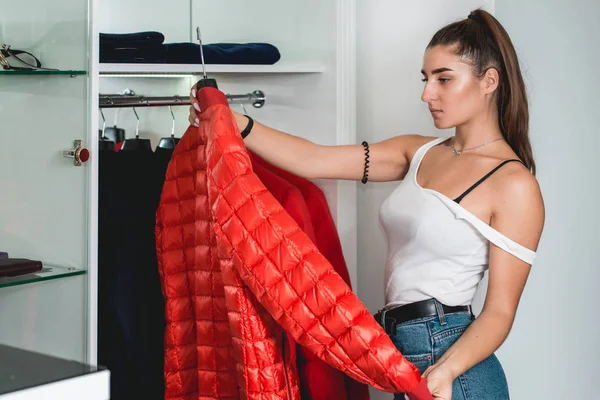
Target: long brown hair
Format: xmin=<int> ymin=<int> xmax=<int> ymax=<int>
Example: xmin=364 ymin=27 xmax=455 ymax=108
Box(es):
xmin=427 ymin=8 xmax=535 ymax=175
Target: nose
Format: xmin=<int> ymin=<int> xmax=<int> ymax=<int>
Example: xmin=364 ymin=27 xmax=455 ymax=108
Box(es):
xmin=421 ymin=81 xmax=436 ymax=103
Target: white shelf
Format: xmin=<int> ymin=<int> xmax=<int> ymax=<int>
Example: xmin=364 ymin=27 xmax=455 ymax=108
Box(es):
xmin=99 ymin=62 xmax=325 ymax=76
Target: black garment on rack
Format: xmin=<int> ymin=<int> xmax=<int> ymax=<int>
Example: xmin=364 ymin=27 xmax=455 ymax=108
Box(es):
xmin=98 ymin=147 xmax=173 ymax=400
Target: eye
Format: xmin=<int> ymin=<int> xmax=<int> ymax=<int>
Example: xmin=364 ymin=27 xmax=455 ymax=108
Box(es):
xmin=421 ymin=78 xmax=428 ymax=82
xmin=439 ymin=78 xmax=450 ymax=84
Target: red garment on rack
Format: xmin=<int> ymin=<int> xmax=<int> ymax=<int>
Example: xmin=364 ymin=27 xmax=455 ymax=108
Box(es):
xmin=155 ymin=86 xmax=432 ymax=400
xmin=251 ymin=152 xmax=370 ymax=400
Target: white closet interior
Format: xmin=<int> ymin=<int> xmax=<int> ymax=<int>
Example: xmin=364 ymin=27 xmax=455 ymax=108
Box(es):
xmin=0 ymin=0 xmax=357 ymax=374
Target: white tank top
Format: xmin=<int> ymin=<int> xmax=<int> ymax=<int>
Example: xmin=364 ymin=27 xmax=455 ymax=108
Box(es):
xmin=379 ymin=137 xmax=536 ymax=307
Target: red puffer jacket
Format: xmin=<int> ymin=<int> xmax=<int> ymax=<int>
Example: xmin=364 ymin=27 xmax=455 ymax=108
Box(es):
xmin=156 ymin=86 xmax=432 ymax=400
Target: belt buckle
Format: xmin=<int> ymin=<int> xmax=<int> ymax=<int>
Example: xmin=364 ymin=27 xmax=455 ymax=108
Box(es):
xmin=384 ymin=317 xmax=397 ymax=335
xmin=374 ymin=309 xmax=398 ymax=336
xmin=373 ymin=309 xmax=384 ymax=326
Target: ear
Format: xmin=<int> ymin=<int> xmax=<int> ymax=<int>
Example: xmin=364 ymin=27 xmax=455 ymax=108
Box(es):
xmin=482 ymin=67 xmax=500 ymax=94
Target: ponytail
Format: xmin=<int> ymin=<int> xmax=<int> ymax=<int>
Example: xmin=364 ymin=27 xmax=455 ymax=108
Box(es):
xmin=428 ymin=8 xmax=536 ymax=175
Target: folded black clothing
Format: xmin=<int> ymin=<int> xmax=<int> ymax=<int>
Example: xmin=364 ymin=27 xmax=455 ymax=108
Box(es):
xmin=100 ymin=31 xmax=165 ymax=48
xmin=100 ymin=45 xmax=168 ymax=64
xmin=0 ymin=258 xmax=43 ymax=277
xmin=99 ymin=42 xmax=281 ymax=65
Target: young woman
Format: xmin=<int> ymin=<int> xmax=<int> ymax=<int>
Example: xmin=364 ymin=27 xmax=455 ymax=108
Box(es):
xmin=188 ymin=8 xmax=544 ymax=400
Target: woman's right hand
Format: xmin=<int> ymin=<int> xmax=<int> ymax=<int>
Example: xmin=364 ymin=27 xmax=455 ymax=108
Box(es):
xmin=188 ymin=87 xmax=200 ymax=127
xmin=189 ymin=86 xmax=247 ymax=131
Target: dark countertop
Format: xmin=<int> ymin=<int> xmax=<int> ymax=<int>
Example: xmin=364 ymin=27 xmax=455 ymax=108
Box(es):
xmin=0 ymin=344 xmax=104 ymax=395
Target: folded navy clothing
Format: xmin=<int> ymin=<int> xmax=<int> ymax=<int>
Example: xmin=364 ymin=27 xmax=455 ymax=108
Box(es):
xmin=165 ymin=42 xmax=280 ymax=64
xmin=0 ymin=252 xmax=7 ymax=260
xmin=99 ymin=42 xmax=281 ymax=65
xmin=100 ymin=31 xmax=165 ymax=48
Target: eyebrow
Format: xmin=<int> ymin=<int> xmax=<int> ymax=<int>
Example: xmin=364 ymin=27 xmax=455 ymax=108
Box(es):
xmin=421 ymin=67 xmax=454 ymax=75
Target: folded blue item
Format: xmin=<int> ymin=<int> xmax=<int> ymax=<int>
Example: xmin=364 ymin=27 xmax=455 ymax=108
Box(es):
xmin=165 ymin=42 xmax=281 ymax=65
xmin=99 ymin=42 xmax=281 ymax=65
xmin=100 ymin=31 xmax=165 ymax=47
xmin=0 ymin=252 xmax=8 ymax=260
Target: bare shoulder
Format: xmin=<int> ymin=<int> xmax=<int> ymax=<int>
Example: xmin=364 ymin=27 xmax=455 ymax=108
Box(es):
xmin=358 ymin=134 xmax=442 ymax=182
xmin=494 ymin=163 xmax=544 ymax=208
xmin=383 ymin=134 xmax=441 ymax=161
xmin=490 ymin=162 xmax=545 ymax=249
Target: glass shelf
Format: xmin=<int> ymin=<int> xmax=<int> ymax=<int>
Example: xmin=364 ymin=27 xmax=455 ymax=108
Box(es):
xmin=0 ymin=265 xmax=86 ymax=289
xmin=0 ymin=70 xmax=87 ymax=76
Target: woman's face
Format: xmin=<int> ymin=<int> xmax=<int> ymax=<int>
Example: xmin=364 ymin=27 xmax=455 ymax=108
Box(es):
xmin=421 ymin=44 xmax=492 ymax=129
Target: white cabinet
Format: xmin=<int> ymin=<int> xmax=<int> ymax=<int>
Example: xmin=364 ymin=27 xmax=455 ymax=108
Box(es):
xmin=0 ymin=0 xmax=92 ymax=363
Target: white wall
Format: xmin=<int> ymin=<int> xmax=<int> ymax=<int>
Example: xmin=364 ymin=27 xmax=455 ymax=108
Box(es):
xmin=492 ymin=1 xmax=599 ymax=398
xmin=357 ymin=0 xmax=598 ymax=399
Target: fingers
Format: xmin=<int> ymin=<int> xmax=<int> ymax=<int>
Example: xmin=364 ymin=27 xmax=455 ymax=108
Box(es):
xmin=189 ymin=87 xmax=201 ymax=112
xmin=189 ymin=87 xmax=202 ymax=127
xmin=188 ymin=105 xmax=199 ymax=127
xmin=422 ymin=366 xmax=434 ymax=378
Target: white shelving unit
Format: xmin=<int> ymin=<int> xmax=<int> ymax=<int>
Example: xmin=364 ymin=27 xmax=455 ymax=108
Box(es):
xmin=99 ymin=62 xmax=326 ymax=76
xmin=0 ymin=0 xmax=91 ymax=366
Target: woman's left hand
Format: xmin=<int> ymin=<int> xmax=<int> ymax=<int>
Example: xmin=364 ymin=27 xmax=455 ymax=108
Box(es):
xmin=422 ymin=365 xmax=454 ymax=400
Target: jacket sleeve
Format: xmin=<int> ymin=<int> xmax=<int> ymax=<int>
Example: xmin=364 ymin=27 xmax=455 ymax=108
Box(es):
xmin=279 ymin=189 xmax=350 ymax=400
xmin=205 ymin=105 xmax=431 ymax=399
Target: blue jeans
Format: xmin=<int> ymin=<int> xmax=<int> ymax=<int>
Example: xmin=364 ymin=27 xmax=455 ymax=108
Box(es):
xmin=387 ymin=305 xmax=509 ymax=399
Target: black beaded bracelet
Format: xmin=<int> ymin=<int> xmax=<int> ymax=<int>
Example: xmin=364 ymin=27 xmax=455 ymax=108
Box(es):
xmin=240 ymin=115 xmax=254 ymax=139
xmin=361 ymin=141 xmax=370 ymax=184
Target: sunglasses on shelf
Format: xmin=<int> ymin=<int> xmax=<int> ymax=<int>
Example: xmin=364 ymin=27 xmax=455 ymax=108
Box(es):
xmin=0 ymin=42 xmax=58 ymax=71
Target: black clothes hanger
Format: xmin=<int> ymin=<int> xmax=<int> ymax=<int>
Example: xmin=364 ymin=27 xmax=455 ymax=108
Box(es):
xmin=121 ymin=107 xmax=152 ymax=152
xmin=157 ymin=105 xmax=180 ymax=150
xmin=99 ymin=109 xmax=115 ymax=151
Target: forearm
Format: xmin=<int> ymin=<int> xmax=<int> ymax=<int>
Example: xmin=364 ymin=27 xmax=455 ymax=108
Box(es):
xmin=435 ymin=310 xmax=514 ymax=379
xmin=232 ymin=111 xmax=321 ymax=179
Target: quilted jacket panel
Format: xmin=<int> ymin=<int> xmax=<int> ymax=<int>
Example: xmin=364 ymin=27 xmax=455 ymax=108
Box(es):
xmin=249 ymin=152 xmax=370 ymax=400
xmin=157 ymin=111 xmax=299 ymax=398
xmin=156 ymin=124 xmax=240 ymax=399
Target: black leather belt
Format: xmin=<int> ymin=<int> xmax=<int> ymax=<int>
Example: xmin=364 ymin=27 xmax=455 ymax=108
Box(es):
xmin=374 ymin=298 xmax=472 ymax=335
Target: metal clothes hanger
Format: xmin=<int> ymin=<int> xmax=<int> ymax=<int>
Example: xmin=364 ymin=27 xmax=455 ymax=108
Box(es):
xmin=195 ymin=26 xmax=218 ymax=92
xmin=120 ymin=107 xmax=152 ymax=152
xmin=157 ymin=105 xmax=181 ymax=150
xmin=99 ymin=108 xmax=115 ymax=151
xmin=103 ymin=107 xmax=126 ymax=144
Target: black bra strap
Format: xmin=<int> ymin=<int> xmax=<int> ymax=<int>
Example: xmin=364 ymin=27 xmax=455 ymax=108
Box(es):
xmin=454 ymin=159 xmax=523 ymax=204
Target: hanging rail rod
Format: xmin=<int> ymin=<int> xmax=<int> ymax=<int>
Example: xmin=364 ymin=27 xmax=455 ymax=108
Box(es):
xmin=99 ymin=89 xmax=265 ymax=109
